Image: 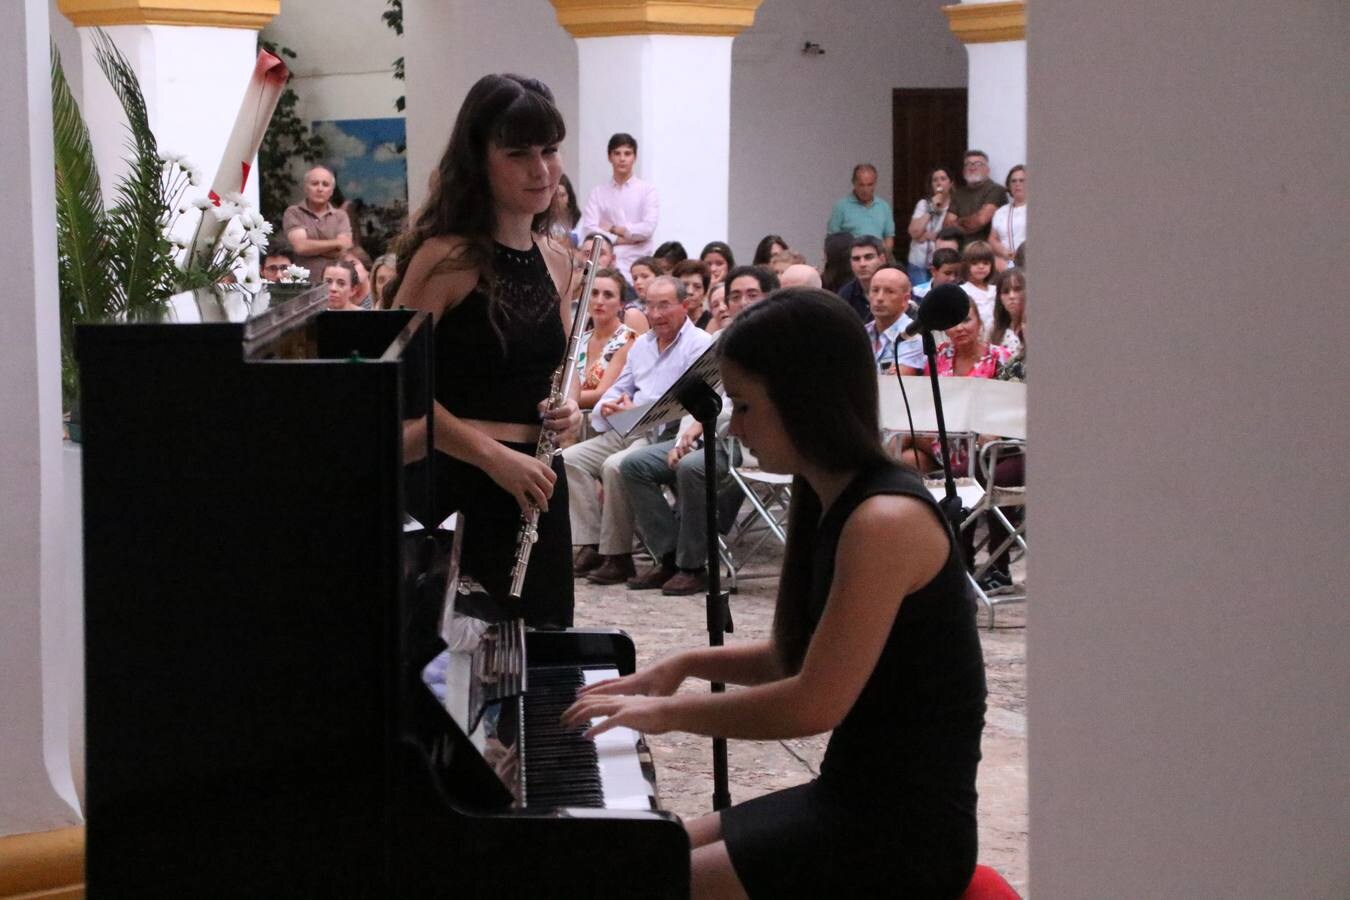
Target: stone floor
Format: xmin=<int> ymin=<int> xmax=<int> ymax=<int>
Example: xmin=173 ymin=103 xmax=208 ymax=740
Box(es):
xmin=574 ymin=551 xmax=1029 ymax=896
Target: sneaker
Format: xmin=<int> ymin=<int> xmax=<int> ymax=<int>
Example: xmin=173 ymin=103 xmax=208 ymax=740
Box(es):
xmin=586 ymin=554 xmax=636 ymax=585
xmin=661 ymin=569 xmax=708 ymax=596
xmin=573 ymin=545 xmax=603 ymax=576
xmin=978 ymin=571 xmax=1014 ymax=595
xmin=628 ymin=562 xmax=678 ymax=590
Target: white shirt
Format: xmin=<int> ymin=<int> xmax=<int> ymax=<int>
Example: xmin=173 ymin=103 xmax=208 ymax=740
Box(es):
xmin=866 ymin=316 xmax=925 ymax=372
xmin=578 ymin=176 xmax=660 ymax=279
xmin=991 ymin=203 xmax=1027 ymax=258
xmin=592 ymin=316 xmax=712 ymax=432
xmin=962 ymin=281 xmax=998 ymax=337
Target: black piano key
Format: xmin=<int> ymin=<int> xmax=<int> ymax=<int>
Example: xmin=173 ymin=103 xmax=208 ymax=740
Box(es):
xmin=520 ymin=665 xmax=607 ymax=809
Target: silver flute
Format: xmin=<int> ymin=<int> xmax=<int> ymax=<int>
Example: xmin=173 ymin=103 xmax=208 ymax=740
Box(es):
xmin=507 ymin=237 xmax=607 ymax=599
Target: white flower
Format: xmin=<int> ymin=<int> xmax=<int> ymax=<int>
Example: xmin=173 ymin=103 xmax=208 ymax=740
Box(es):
xmin=283 ymin=265 xmax=310 ymax=283
xmin=187 ymin=167 xmax=202 ymax=186
xmin=259 ymin=220 xmax=274 ymax=235
xmin=220 ymin=231 xmax=244 ymax=252
xmin=223 ymin=191 xmax=248 ymax=207
xmin=156 ymin=148 xmax=183 ymax=163
xmin=247 ymin=229 xmax=268 ymax=249
xmin=192 ymin=197 xmax=214 ymax=210
xmin=210 ymin=202 xmax=242 ymax=223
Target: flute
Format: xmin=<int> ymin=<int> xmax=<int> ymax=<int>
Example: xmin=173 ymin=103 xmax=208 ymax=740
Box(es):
xmin=507 ymin=237 xmax=606 ymax=599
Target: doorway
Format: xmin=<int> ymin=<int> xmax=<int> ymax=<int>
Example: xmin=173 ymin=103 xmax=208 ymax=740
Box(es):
xmin=891 ymin=88 xmax=968 ymax=264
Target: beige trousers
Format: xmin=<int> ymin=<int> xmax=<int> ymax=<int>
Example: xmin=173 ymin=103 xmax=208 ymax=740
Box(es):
xmin=561 ymin=428 xmax=651 ymax=555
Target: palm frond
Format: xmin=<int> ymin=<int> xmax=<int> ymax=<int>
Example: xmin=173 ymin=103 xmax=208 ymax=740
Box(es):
xmin=91 ymin=29 xmax=181 ymax=317
xmin=50 ymin=42 xmax=111 ymax=324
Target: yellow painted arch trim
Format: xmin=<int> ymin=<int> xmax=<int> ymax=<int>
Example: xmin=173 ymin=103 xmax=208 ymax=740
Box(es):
xmin=0 ymin=826 xmax=85 ymax=899
xmin=942 ymin=1 xmax=1026 ymax=44
xmin=549 ymin=0 xmax=763 ymax=38
xmin=57 ymin=0 xmax=279 ymax=30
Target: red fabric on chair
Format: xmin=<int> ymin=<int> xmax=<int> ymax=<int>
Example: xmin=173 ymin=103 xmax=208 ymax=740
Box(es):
xmin=959 ymin=864 xmax=1020 ymax=899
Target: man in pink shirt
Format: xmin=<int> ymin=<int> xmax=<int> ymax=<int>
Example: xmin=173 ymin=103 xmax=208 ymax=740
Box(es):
xmin=578 ymin=133 xmax=660 ymax=280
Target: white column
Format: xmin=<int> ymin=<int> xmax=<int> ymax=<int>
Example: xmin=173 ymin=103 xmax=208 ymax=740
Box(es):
xmin=965 ymin=38 xmax=1026 ymax=178
xmin=75 ymin=24 xmax=263 ymax=210
xmin=575 ymin=35 xmax=733 ymax=252
xmin=0 ymin=0 xmax=84 ymax=836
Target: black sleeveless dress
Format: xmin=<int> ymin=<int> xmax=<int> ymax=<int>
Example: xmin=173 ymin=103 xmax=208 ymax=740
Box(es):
xmin=721 ymin=462 xmax=986 ymax=898
xmin=431 ymin=240 xmax=574 ymax=628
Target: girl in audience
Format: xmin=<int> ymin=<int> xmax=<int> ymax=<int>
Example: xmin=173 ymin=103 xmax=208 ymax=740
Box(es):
xmin=752 ymin=233 xmax=788 ymax=266
xmin=959 ymin=240 xmax=997 ymax=334
xmin=821 ymin=231 xmax=855 ymax=293
xmin=323 ymin=260 xmax=364 ymax=311
xmin=699 ymin=241 xmax=735 ymax=286
xmin=628 ymin=255 xmax=660 ymax=307
xmin=898 ymin=302 xmax=1012 ymax=474
xmin=575 ymin=267 xmax=638 ymax=410
xmin=370 ymin=253 xmax=397 ymax=309
xmin=988 ymin=268 xmax=1026 ymax=356
xmin=906 ymin=166 xmax=956 ymax=286
xmin=988 ymin=166 xmax=1026 ymax=271
xmin=565 ymin=289 xmax=985 ymax=898
xmin=549 ymin=173 xmax=582 ymax=247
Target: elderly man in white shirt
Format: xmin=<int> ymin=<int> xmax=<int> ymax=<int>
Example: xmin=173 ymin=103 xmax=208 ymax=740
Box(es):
xmin=577 ymin=133 xmax=660 ymax=280
xmin=565 ymin=276 xmax=713 ymax=584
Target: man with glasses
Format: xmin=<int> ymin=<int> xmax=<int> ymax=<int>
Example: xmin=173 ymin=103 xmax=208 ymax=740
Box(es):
xmin=950 ymin=150 xmax=1008 ymax=245
xmin=827 ymin=163 xmax=896 ymax=254
xmin=619 ymin=266 xmax=779 ymax=596
xmin=565 ymin=276 xmax=713 ymax=585
xmin=261 ymin=245 xmax=294 ymax=282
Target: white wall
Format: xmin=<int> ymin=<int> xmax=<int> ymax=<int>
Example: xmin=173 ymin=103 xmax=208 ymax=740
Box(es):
xmin=965 ymin=39 xmax=1025 ymax=184
xmin=1028 ymin=1 xmax=1350 ymax=895
xmin=727 ymin=0 xmax=966 ymax=264
xmin=402 ymin=0 xmax=579 ymax=214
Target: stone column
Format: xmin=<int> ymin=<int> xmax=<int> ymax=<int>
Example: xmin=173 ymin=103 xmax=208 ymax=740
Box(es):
xmin=942 ymin=1 xmax=1027 ymax=180
xmin=549 ymin=0 xmax=763 ymax=254
xmin=57 ymin=0 xmax=281 ymax=210
xmin=0 ymin=0 xmax=82 ymax=839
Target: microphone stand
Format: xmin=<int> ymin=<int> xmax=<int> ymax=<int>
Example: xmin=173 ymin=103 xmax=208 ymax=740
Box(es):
xmin=674 ymin=377 xmax=733 ymax=811
xmin=921 ymin=330 xmax=967 ymax=541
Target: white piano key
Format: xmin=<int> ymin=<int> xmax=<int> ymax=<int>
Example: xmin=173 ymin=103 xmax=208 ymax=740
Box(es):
xmin=583 ymin=668 xmax=655 ymax=807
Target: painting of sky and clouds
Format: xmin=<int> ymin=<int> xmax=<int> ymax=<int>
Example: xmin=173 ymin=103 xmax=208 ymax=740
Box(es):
xmin=312 ymin=117 xmax=408 ymax=255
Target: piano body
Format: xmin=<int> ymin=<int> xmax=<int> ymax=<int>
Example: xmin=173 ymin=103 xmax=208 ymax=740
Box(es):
xmin=77 ymin=289 xmax=689 ymax=897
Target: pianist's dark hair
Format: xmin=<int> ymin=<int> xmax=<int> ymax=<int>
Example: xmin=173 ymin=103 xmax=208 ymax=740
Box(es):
xmin=718 ymin=289 xmax=892 ymax=674
xmin=385 ymin=73 xmax=567 ymax=335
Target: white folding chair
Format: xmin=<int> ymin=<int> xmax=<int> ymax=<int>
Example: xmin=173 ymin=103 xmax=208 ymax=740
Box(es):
xmin=721 ymin=437 xmax=791 ymax=582
xmin=959 ymin=380 xmax=1027 ymax=627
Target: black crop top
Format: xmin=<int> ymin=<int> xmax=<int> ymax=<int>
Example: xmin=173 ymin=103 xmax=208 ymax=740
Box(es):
xmin=435 ymin=241 xmax=566 ymax=425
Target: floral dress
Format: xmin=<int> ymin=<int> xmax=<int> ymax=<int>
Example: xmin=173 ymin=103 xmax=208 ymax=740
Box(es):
xmin=576 ymin=323 xmax=635 ymax=391
xmin=922 ymin=341 xmax=1014 ymax=471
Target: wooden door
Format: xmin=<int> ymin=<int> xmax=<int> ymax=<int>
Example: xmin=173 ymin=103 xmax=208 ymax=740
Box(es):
xmin=892 ymin=88 xmax=968 ymax=263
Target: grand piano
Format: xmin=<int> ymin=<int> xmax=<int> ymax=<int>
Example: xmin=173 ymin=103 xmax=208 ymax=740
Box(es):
xmin=77 ymin=288 xmax=689 ymax=896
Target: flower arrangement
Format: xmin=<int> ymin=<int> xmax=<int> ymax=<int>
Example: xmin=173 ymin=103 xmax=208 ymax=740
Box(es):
xmin=52 ymin=30 xmax=283 ymax=411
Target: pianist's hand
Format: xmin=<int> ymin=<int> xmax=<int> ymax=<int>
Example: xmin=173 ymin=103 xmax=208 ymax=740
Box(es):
xmin=540 ymin=397 xmax=581 ymax=436
xmin=574 ymin=658 xmax=684 ymax=700
xmin=561 ymin=693 xmax=673 ymax=740
xmin=486 ymin=446 xmax=557 ymax=514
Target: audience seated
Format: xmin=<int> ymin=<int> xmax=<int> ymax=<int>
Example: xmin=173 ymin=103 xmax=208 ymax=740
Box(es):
xmin=779 ymin=263 xmax=822 ymax=289
xmin=752 ymin=233 xmax=788 ymax=266
xmin=821 ymin=231 xmax=855 ymax=293
xmin=912 ymin=246 xmax=964 ymax=300
xmin=989 ymin=269 xmax=1026 ymax=357
xmin=704 ymin=281 xmax=729 ymax=334
xmin=769 ymin=248 xmax=808 ymax=275
xmin=565 ymin=276 xmax=714 ymax=584
xmin=322 ymin=260 xmax=363 ymax=311
xmin=897 ymin=303 xmax=1012 ymax=474
xmin=261 ymin=244 xmax=293 ymax=283
xmin=837 ymin=234 xmax=886 ymax=322
xmin=629 ymin=255 xmax=661 ymax=307
xmin=988 ymin=165 xmax=1027 ymax=272
xmin=619 ymin=265 xmax=779 ymax=595
xmin=370 ymin=253 xmax=397 ymax=309
xmin=653 ymin=240 xmax=687 ymax=270
xmin=959 ymin=240 xmax=997 ymax=333
xmin=699 ymin=241 xmax=735 ymax=286
xmin=672 ymin=259 xmax=712 ymax=328
xmin=343 ymin=246 xmax=374 ymax=308
xmin=864 ymin=266 xmax=921 ymax=374
xmin=550 ymin=173 xmax=582 ymax=248
xmin=576 ymin=267 xmax=640 ymax=410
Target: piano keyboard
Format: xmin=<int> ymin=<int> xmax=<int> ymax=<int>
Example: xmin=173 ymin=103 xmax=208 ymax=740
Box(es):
xmin=521 ymin=667 xmax=657 ymax=811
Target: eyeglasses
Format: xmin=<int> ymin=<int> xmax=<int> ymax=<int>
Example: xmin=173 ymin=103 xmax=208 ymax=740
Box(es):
xmin=262 ymin=263 xmax=289 ymax=273
xmin=646 ymin=301 xmax=683 ymax=313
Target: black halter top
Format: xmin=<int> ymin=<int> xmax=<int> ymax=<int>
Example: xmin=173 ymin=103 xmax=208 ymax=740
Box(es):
xmin=434 ymin=241 xmax=566 ymax=426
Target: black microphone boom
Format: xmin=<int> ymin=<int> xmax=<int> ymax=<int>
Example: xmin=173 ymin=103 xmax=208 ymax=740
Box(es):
xmin=901 ymin=283 xmax=970 ymax=339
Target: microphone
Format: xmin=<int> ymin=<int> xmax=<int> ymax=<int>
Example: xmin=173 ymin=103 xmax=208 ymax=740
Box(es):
xmin=901 ymin=284 xmax=970 ymax=339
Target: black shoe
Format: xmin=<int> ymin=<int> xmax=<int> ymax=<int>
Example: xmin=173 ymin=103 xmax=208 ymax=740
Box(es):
xmin=573 ymin=545 xmax=603 ymax=576
xmin=978 ymin=570 xmax=1013 ymax=594
xmin=586 ymin=554 xmax=636 ymax=585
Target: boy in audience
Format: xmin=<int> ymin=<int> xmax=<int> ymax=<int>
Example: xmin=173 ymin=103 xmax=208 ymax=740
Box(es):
xmin=838 ymin=235 xmax=887 ymax=321
xmin=912 ymin=247 xmax=963 ymax=300
xmin=261 ymin=245 xmax=294 ymax=282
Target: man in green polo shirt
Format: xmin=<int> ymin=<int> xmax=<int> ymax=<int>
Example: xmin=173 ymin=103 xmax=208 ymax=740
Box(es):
xmin=826 ymin=163 xmax=896 ymax=254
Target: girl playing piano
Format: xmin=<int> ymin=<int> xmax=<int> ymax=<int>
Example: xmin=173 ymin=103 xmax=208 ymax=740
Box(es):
xmin=387 ymin=74 xmax=581 ymax=627
xmin=565 ymin=289 xmax=987 ymax=897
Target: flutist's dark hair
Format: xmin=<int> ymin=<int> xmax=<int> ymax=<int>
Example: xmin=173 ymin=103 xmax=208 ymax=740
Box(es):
xmin=386 ymin=73 xmax=566 ymax=334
